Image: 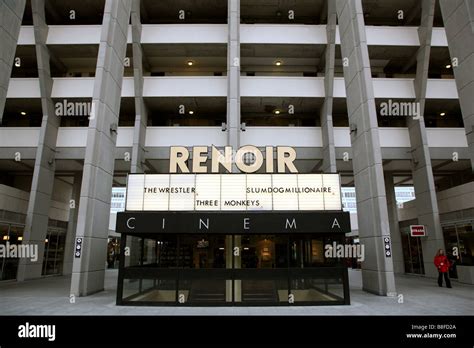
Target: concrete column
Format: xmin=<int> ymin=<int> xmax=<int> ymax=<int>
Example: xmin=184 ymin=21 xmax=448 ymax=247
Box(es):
xmin=130 ymin=0 xmax=147 ymax=174
xmin=225 ymin=236 xmax=232 ymax=301
xmin=336 ymin=0 xmax=396 ymax=296
xmin=17 ymin=0 xmax=61 ymax=281
xmin=233 ymin=235 xmax=242 ymax=301
xmin=70 ymin=0 xmax=132 ymax=296
xmin=62 ymin=173 xmax=82 ymax=276
xmin=440 ymin=0 xmax=474 ymax=171
xmin=384 ymin=172 xmax=404 ymax=274
xmin=409 ymin=0 xmax=445 ymax=278
xmin=319 ymin=0 xmax=337 ymax=173
xmin=0 ymin=0 xmax=26 ymax=124
xmin=226 ymin=0 xmax=242 ymax=300
xmin=227 ymin=0 xmax=240 ymax=148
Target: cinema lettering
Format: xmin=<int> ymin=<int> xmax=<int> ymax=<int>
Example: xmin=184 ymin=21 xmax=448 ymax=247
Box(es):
xmin=116 ymin=146 xmax=351 ymax=306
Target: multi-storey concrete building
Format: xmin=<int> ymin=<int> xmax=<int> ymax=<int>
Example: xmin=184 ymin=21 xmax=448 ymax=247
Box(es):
xmin=0 ymin=0 xmax=473 ymax=304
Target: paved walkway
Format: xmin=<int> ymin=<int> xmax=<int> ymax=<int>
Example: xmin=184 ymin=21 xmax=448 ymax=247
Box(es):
xmin=0 ymin=270 xmax=473 ymax=315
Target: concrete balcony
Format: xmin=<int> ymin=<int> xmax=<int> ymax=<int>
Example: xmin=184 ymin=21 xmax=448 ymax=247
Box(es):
xmin=6 ymin=77 xmax=458 ymax=99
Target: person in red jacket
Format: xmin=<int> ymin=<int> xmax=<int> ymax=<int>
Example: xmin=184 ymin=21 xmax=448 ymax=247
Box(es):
xmin=434 ymin=249 xmax=452 ymax=288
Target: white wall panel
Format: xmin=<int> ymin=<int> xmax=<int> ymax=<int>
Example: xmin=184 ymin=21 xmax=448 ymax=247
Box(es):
xmin=431 ymin=28 xmax=448 ymax=47
xmin=46 ymin=25 xmax=101 ymax=44
xmin=379 ymin=128 xmax=411 ymax=147
xmin=241 ymin=24 xmax=326 ymax=44
xmin=116 ymin=127 xmax=134 ymax=147
xmin=16 ymin=25 xmax=450 ymax=47
xmin=366 ymin=26 xmax=419 ymax=46
xmin=241 ymin=127 xmax=322 ymax=147
xmin=426 ymin=128 xmax=468 ymax=147
xmin=141 ymin=24 xmax=227 ymax=43
xmin=145 ymin=127 xmax=227 ymax=147
xmin=6 ymin=78 xmax=40 ymax=98
xmin=18 ymin=26 xmax=34 ymax=45
xmin=241 ymin=76 xmax=325 ymax=97
xmin=56 ymin=127 xmax=87 ymax=147
xmin=143 ymin=77 xmax=227 ymax=97
xmin=426 ymin=79 xmax=459 ymax=99
xmin=0 ymin=128 xmax=39 ymax=147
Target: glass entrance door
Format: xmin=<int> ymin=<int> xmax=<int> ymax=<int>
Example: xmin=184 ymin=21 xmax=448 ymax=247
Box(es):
xmin=237 ymin=235 xmax=289 ymax=303
xmin=0 ymin=223 xmax=24 ymax=281
xmin=401 ymin=230 xmax=425 ymax=275
xmin=178 ymin=234 xmax=229 ymax=304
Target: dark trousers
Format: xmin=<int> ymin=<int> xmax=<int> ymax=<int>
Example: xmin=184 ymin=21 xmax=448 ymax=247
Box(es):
xmin=438 ymin=272 xmax=451 ymax=288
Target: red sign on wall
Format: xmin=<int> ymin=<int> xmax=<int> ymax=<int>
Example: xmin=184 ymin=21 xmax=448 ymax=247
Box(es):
xmin=410 ymin=225 xmax=426 ymax=237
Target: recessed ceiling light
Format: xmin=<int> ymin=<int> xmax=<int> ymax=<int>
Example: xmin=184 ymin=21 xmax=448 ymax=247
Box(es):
xmin=20 ymin=111 xmax=26 ymax=116
xmin=187 ymin=60 xmax=194 ymax=66
xmin=275 ymin=61 xmax=282 ymax=66
xmin=188 ymin=110 xmax=194 ymax=115
xmin=445 ymin=64 xmax=451 ymax=69
xmin=18 ymin=236 xmax=23 ymax=241
xmin=45 ymin=239 xmax=48 ymax=243
xmin=274 ymin=110 xmax=280 ymax=115
xmin=440 ymin=112 xmax=446 ymax=116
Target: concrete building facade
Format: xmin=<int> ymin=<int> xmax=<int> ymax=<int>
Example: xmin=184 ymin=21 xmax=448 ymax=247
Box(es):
xmin=0 ymin=0 xmax=473 ymax=297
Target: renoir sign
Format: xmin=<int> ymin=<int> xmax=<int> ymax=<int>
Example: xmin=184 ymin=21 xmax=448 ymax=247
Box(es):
xmin=126 ymin=174 xmax=342 ymax=212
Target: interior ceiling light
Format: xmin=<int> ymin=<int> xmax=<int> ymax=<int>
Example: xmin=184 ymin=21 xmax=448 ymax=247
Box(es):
xmin=440 ymin=112 xmax=446 ymax=116
xmin=18 ymin=236 xmax=23 ymax=241
xmin=188 ymin=110 xmax=194 ymax=115
xmin=20 ymin=111 xmax=26 ymax=116
xmin=275 ymin=61 xmax=282 ymax=66
xmin=445 ymin=64 xmax=451 ymax=69
xmin=187 ymin=60 xmax=194 ymax=66
xmin=274 ymin=110 xmax=281 ymax=115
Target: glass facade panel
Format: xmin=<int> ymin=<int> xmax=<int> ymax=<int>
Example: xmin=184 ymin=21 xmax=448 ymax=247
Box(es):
xmin=0 ymin=224 xmax=24 ymax=280
xmin=441 ymin=222 xmax=474 ymax=278
xmin=42 ymin=228 xmax=66 ymax=276
xmin=118 ymin=233 xmax=349 ymax=306
xmin=290 ymin=269 xmax=345 ymax=303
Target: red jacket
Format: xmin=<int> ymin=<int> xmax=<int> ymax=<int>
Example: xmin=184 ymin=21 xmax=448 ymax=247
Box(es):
xmin=434 ymin=255 xmax=451 ymax=273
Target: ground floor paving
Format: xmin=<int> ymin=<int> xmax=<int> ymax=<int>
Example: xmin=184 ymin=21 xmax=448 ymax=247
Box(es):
xmin=0 ymin=269 xmax=472 ymax=315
